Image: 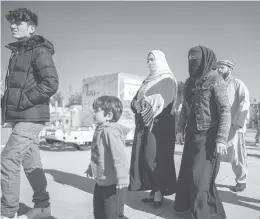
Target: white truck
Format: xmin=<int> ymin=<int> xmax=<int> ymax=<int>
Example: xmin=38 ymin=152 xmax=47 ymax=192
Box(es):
xmin=42 ymin=126 xmax=95 ymax=150
xmin=43 ymin=72 xmax=145 ymax=150
xmin=80 ymin=72 xmax=145 ymax=148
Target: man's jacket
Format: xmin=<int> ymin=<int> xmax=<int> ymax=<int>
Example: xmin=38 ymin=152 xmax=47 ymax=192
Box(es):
xmin=225 ymin=74 xmax=250 ymax=133
xmin=1 ymin=35 xmax=59 ymax=123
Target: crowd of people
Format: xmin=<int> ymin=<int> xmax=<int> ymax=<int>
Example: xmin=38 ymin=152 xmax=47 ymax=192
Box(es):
xmin=0 ymin=7 xmax=254 ymax=219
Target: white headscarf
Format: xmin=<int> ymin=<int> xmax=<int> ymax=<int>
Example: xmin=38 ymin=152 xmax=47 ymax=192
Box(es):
xmin=137 ymin=50 xmax=177 ymax=99
xmin=147 ymin=50 xmax=173 ymax=79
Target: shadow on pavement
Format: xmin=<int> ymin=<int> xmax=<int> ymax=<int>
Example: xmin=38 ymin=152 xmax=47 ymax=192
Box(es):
xmin=18 ymin=203 xmax=57 ymax=219
xmin=217 ymin=184 xmax=260 ymax=211
xmin=216 ymin=184 xmax=233 ymax=191
xmin=44 ymin=169 xmax=176 ymax=219
xmin=44 ymin=169 xmax=96 ymax=193
xmin=45 ymin=169 xmax=260 ymax=216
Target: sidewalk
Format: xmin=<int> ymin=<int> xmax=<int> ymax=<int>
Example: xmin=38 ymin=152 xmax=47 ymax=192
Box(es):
xmin=1 ymin=130 xmax=260 ymax=219
xmin=16 ymin=147 xmax=259 ymax=218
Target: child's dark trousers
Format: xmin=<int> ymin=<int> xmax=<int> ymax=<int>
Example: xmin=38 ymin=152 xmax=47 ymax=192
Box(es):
xmin=93 ymin=183 xmax=126 ymax=219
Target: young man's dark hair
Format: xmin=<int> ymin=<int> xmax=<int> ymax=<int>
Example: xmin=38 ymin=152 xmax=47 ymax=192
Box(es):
xmin=93 ymin=96 xmax=123 ymax=122
xmin=1 ymin=8 xmax=58 ymax=219
xmin=6 ymin=8 xmax=38 ymax=26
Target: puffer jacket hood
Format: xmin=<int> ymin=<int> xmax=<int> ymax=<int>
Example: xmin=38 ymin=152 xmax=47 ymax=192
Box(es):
xmin=5 ymin=35 xmax=55 ymax=55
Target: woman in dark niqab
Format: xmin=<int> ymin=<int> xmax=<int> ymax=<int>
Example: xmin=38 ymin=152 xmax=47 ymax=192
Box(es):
xmin=174 ymin=46 xmax=231 ymax=219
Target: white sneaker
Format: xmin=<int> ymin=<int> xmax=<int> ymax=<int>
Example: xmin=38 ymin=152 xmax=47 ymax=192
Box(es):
xmin=1 ymin=213 xmax=17 ymax=219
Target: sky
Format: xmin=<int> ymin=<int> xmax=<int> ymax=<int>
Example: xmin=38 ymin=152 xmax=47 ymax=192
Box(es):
xmin=1 ymin=1 xmax=260 ymax=103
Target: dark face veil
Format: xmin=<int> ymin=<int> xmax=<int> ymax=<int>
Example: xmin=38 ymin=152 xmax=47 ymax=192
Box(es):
xmin=188 ymin=46 xmax=217 ymax=83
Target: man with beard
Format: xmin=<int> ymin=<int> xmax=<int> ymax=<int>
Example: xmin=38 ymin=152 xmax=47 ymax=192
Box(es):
xmin=174 ymin=46 xmax=231 ymax=219
xmin=216 ymin=60 xmax=250 ymax=192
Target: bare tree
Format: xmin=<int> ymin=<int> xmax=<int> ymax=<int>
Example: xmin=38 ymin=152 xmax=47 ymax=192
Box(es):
xmin=176 ymin=81 xmax=185 ymax=109
xmin=66 ymin=92 xmax=82 ymax=107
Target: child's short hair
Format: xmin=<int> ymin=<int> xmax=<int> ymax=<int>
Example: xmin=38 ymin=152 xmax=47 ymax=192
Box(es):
xmin=93 ymin=96 xmax=123 ymax=122
xmin=6 ymin=8 xmax=38 ymax=26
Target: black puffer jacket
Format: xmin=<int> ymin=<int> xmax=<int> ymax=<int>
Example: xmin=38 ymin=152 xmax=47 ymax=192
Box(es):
xmin=1 ymin=35 xmax=59 ymax=123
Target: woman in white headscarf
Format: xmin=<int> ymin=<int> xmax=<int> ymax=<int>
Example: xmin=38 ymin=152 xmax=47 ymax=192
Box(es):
xmin=128 ymin=50 xmax=178 ymax=207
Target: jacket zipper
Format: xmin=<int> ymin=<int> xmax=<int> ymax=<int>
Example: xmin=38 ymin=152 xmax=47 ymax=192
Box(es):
xmin=4 ymin=50 xmax=18 ymax=122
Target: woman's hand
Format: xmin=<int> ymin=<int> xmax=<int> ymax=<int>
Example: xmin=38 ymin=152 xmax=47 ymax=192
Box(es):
xmin=132 ymin=98 xmax=155 ymax=126
xmin=141 ymin=101 xmax=154 ymax=126
xmin=131 ymin=99 xmax=143 ymax=113
xmin=216 ymin=142 xmax=228 ymax=155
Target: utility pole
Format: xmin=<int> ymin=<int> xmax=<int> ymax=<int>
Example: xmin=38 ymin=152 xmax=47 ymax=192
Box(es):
xmin=69 ymin=85 xmax=73 ymax=99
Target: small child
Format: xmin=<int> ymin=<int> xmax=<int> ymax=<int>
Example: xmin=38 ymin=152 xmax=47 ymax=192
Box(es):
xmin=86 ymin=96 xmax=130 ymax=219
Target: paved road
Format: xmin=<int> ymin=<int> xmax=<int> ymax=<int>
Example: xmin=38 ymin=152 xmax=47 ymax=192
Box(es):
xmin=1 ymin=130 xmax=260 ymax=219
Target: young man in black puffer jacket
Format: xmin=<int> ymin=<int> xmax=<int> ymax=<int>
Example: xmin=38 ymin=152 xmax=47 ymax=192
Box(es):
xmin=1 ymin=8 xmax=59 ymax=219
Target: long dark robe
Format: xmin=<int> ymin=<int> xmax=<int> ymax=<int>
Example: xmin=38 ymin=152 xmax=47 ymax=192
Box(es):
xmin=128 ymin=78 xmax=177 ymax=195
xmin=174 ymin=46 xmax=229 ymax=219
xmin=174 ymin=126 xmax=226 ymax=219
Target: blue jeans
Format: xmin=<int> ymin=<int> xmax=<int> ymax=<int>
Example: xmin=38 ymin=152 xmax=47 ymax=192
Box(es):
xmin=1 ymin=122 xmax=50 ymax=218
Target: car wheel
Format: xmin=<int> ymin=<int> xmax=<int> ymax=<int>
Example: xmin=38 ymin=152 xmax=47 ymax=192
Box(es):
xmin=76 ymin=143 xmax=91 ymax=151
xmin=53 ymin=140 xmax=63 ymax=147
xmin=45 ymin=139 xmax=54 ymax=144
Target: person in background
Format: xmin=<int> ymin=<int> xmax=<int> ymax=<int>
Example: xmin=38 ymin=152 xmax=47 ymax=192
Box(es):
xmin=217 ymin=60 xmax=250 ymax=192
xmin=174 ymin=46 xmax=231 ymax=219
xmin=1 ymin=8 xmax=59 ymax=219
xmin=254 ymin=103 xmax=260 ymax=147
xmin=255 ymin=116 xmax=260 ymax=147
xmin=85 ymin=96 xmax=130 ymax=219
xmin=175 ymin=103 xmax=184 ymax=145
xmin=128 ymin=50 xmax=178 ymax=207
